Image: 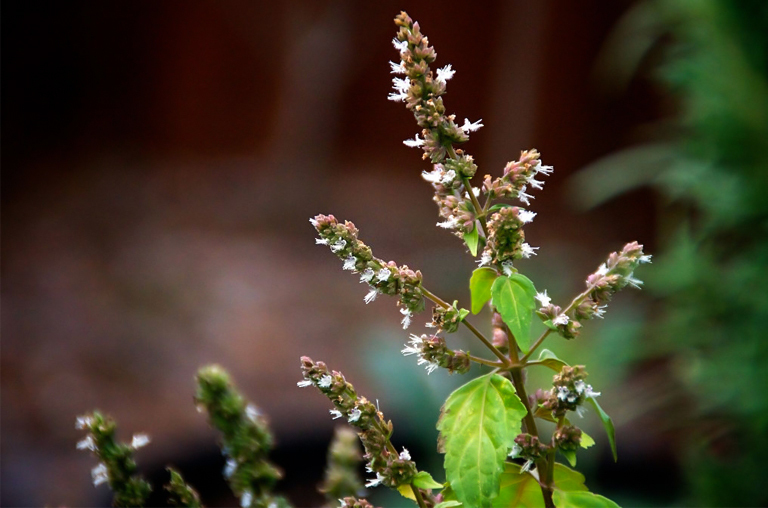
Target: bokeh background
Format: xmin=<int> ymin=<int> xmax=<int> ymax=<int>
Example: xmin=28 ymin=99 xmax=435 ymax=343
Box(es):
xmin=3 ymin=1 xmax=767 ymax=506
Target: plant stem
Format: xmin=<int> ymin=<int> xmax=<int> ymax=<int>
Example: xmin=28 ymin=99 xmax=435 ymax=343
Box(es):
xmin=411 ymin=483 xmax=428 ymax=508
xmin=421 ymin=286 xmax=510 ymax=365
xmin=468 ymin=354 xmax=504 ymax=368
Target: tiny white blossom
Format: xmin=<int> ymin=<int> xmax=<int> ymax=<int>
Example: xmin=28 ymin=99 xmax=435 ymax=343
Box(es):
xmin=436 ymin=64 xmax=455 ymax=84
xmin=400 ymin=308 xmax=412 ymax=329
xmin=518 ymin=209 xmax=536 ymax=224
xmin=364 ymin=289 xmax=379 ymax=304
xmin=517 ymin=186 xmax=534 ymax=206
xmin=392 ymin=76 xmax=411 ymax=93
xmin=441 ymin=169 xmax=457 ymax=185
xmin=343 ymin=255 xmax=357 ymax=271
xmin=639 ymin=254 xmax=653 ymax=264
xmin=309 ymin=217 xmax=319 ymax=227
xmin=392 ymin=38 xmax=408 ymax=53
xmin=584 ymin=385 xmax=601 ymax=398
xmin=329 ymin=409 xmax=343 ymax=420
xmin=534 ymin=161 xmax=554 ymax=175
xmin=421 ymin=167 xmax=443 ymax=183
xmin=521 ymin=459 xmax=535 ymax=473
xmin=389 ymin=60 xmax=406 ymax=74
xmin=521 ymin=243 xmax=539 ymax=258
xmin=593 ymin=305 xmax=607 ymax=318
xmin=348 ymin=408 xmax=362 ymax=423
xmin=557 ymin=386 xmax=570 ymax=401
xmin=297 ymin=379 xmax=313 ymax=388
xmin=399 ymin=448 xmax=412 ymax=460
xmin=437 ymin=216 xmax=459 ymax=229
xmin=131 ymin=434 xmax=150 ymax=449
xmin=526 ymin=174 xmax=545 ymax=190
xmin=224 ymin=458 xmax=237 ymax=478
xmin=403 ymin=134 xmax=425 ymax=148
xmin=626 ymin=275 xmax=643 ymax=288
xmin=477 ymin=251 xmax=492 ymax=267
xmin=596 ymin=263 xmax=609 ymax=276
xmin=76 ymin=416 xmax=93 ymax=430
xmin=359 ymin=268 xmax=375 ymax=283
xmin=461 ymin=118 xmax=484 ymax=133
xmin=241 ymin=490 xmax=253 ymax=508
xmin=330 ymin=239 xmax=346 ymax=253
xmin=418 ymin=357 xmax=439 ymax=375
xmin=553 ymin=314 xmax=570 ymax=326
xmin=77 ymin=436 xmax=95 ymax=451
xmin=318 ymin=375 xmax=333 ymax=388
xmin=502 ymin=261 xmax=514 ymax=276
xmin=91 ymin=463 xmax=108 ymax=487
xmin=535 ymin=291 xmax=551 ymax=307
xmin=575 ymin=405 xmax=588 ymax=418
xmin=246 ymin=405 xmax=262 ymax=423
xmin=402 ymin=334 xmax=424 ymax=356
xmin=366 ymin=472 xmax=386 ymax=488
xmin=508 ymin=444 xmax=522 ymax=458
xmin=376 ymin=268 xmax=391 ymax=282
xmin=388 ymin=90 xmax=408 ymax=102
xmin=315 ymin=237 xmax=329 ymax=245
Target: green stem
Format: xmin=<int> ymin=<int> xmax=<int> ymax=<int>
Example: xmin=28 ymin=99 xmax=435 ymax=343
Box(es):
xmin=411 ymin=483 xmax=428 ymax=508
xmin=468 ymin=354 xmax=504 ymax=368
xmin=421 ymin=286 xmax=510 ymax=365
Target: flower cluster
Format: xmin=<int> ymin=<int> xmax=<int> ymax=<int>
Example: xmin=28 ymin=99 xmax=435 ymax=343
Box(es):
xmin=298 ymin=357 xmax=437 ymax=504
xmin=482 ymin=149 xmax=552 ymax=205
xmin=509 ymin=433 xmax=549 ymax=473
xmin=338 ymin=498 xmax=377 ymax=508
xmin=541 ymin=366 xmax=600 ymax=419
xmin=195 ymin=365 xmax=289 ymax=508
xmin=75 ymin=412 xmax=152 ymax=507
xmin=320 ymin=427 xmax=364 ymax=502
xmin=429 ymin=300 xmax=468 ymax=333
xmin=553 ymin=425 xmax=583 ymax=453
xmin=311 ymin=214 xmax=425 ymax=328
xmin=537 ymin=242 xmax=651 ymax=339
xmin=166 ymin=468 xmax=203 ymax=508
xmin=401 ymin=334 xmax=471 ymax=375
xmin=479 ymin=206 xmax=538 ymax=272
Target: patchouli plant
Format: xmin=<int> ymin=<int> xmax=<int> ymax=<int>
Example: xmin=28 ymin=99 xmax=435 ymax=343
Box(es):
xmin=300 ymin=12 xmax=650 ymax=508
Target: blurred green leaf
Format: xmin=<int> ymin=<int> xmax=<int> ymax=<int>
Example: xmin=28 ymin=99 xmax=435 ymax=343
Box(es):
xmin=491 ymin=275 xmax=537 ymax=352
xmin=470 ymin=267 xmax=497 ymax=314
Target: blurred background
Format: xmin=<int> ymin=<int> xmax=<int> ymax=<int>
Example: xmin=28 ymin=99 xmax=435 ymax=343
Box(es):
xmin=3 ymin=1 xmax=767 ymax=506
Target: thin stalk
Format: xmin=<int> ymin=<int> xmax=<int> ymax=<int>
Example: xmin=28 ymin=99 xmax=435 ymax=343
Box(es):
xmin=445 ymin=145 xmax=490 ymax=239
xmin=421 ymin=286 xmax=510 ymax=365
xmin=468 ymin=355 xmax=504 ymax=368
xmin=411 ymin=483 xmax=428 ymax=508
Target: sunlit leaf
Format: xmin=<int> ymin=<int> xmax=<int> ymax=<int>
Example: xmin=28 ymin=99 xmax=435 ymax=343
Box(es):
xmin=491 ymin=274 xmax=537 ymax=352
xmin=560 ymin=449 xmax=577 ymax=467
xmin=553 ymin=490 xmax=621 ymax=508
xmin=534 ymin=349 xmax=568 ymax=372
xmin=470 ymin=267 xmax=498 ymax=314
xmin=412 ymin=471 xmax=444 ymax=490
xmin=438 ymin=374 xmax=527 ymax=508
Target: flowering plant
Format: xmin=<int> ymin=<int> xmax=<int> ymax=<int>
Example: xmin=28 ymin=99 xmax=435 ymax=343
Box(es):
xmin=300 ymin=11 xmax=649 ymax=508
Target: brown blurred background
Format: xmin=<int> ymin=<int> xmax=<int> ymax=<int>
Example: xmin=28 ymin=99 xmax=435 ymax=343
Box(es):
xmin=2 ymin=1 xmax=667 ymax=506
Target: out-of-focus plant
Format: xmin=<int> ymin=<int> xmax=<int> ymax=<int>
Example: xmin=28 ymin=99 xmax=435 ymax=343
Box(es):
xmin=581 ymin=0 xmax=768 ymax=505
xmin=299 ymin=11 xmax=652 ymax=508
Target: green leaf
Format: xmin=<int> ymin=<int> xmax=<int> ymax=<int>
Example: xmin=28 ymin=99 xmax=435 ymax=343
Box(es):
xmin=487 ymin=203 xmax=514 ymax=213
xmin=470 ymin=267 xmax=498 ymax=314
xmin=397 ymin=484 xmax=417 ymax=501
xmin=459 ymin=308 xmax=470 ymax=321
xmin=437 ymin=373 xmax=527 ymax=508
xmin=464 ymin=226 xmax=480 ymax=256
xmin=493 ymin=462 xmax=588 ymax=507
xmin=534 ymin=349 xmax=569 ymax=372
xmin=587 ymin=397 xmax=617 ymax=462
xmin=491 ymin=275 xmax=537 ymax=352
xmin=412 ymin=471 xmax=444 ymax=490
xmin=553 ymin=491 xmax=621 ymax=508
xmin=435 ymin=502 xmax=463 ymax=508
xmin=560 ymin=449 xmax=577 ymax=467
xmin=580 ymin=431 xmax=595 ymax=449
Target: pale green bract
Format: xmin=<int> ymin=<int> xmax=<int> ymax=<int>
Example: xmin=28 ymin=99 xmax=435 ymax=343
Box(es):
xmin=437 ymin=373 xmax=527 ymax=507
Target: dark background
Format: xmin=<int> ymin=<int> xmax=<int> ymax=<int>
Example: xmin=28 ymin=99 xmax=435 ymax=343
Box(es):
xmin=3 ymin=1 xmax=675 ymax=506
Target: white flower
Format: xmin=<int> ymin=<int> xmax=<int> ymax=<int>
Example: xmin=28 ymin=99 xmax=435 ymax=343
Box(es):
xmin=477 ymin=251 xmax=492 ymax=267
xmin=297 ymin=379 xmax=313 ymax=388
xmin=376 ymin=268 xmax=391 ymax=282
xmin=392 ymin=76 xmax=411 ymax=93
xmin=315 ymin=237 xmax=329 ymax=245
xmin=224 ymin=458 xmax=237 ymax=478
xmin=461 ymin=118 xmax=484 ymax=133
xmin=534 ymin=161 xmax=554 ymax=175
xmin=309 ymin=217 xmax=319 ymax=227
xmin=640 ymin=254 xmax=652 ymax=264
xmin=343 ymin=255 xmax=357 ymax=271
xmin=436 ymin=64 xmax=455 ymax=84
xmin=131 ymin=433 xmax=150 ymax=449
xmin=508 ymin=444 xmax=522 ymax=458
xmin=76 ymin=436 xmax=95 ymax=451
xmin=401 ymin=334 xmax=424 ymax=356
xmin=389 ymin=60 xmax=406 ymax=74
xmin=329 ymin=409 xmax=343 ymax=420
xmin=91 ymin=463 xmax=108 ymax=486
xmin=388 ymin=90 xmax=408 ymax=102
xmin=556 ymin=386 xmax=570 ymax=401
xmin=437 ymin=216 xmax=459 ymax=229
xmin=421 ymin=167 xmax=443 ymax=183
xmin=517 ymin=186 xmax=534 ymax=205
xmin=241 ymin=490 xmax=253 ymax=508
xmin=399 ymin=448 xmax=412 ymax=460
xmin=392 ymin=38 xmax=408 ymax=53
xmin=502 ymin=261 xmax=514 ymax=276
xmin=595 ymin=263 xmax=609 ymax=276
xmin=364 ymin=289 xmax=379 ymax=304
xmin=626 ymin=275 xmax=643 ymax=288
xmin=575 ymin=405 xmax=588 ymax=418
xmin=400 ymin=308 xmax=412 ymax=329
xmin=348 ymin=408 xmax=362 ymax=423
xmin=593 ymin=305 xmax=607 ymax=318
xmin=318 ymin=375 xmax=333 ymax=388
xmin=441 ymin=169 xmax=457 ymax=185
xmin=535 ymin=291 xmax=551 ymax=307
xmin=76 ymin=415 xmax=93 ymax=430
xmin=521 ymin=459 xmax=535 ymax=473
xmin=330 ymin=239 xmax=346 ymax=253
xmin=520 ymin=243 xmax=539 ymax=258
xmin=518 ymin=209 xmax=536 ymax=224
xmin=526 ymin=175 xmax=545 ymax=190
xmin=365 ymin=472 xmax=386 ymax=488
xmin=360 ymin=268 xmax=375 ymax=283
xmin=552 ymin=314 xmax=570 ymax=326
xmin=403 ymin=134 xmax=425 ymax=147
